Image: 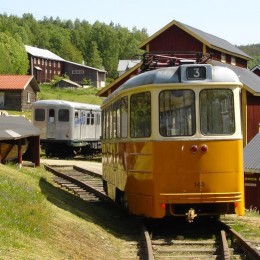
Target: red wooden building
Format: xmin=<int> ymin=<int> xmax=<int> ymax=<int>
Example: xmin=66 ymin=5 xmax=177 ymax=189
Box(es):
xmin=26 ymin=45 xmax=106 ymax=88
xmin=98 ymin=20 xmax=260 ymax=146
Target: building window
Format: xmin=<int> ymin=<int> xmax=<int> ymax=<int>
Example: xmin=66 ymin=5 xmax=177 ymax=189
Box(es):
xmin=58 ymin=62 xmax=60 ymax=68
xmin=27 ymin=92 xmax=32 ymax=103
xmin=49 ymin=61 xmax=52 ymax=67
xmin=54 ymin=61 xmax=56 ymax=67
xmin=34 ymin=58 xmax=37 ymax=64
xmin=231 ymin=56 xmax=236 ymax=65
xmin=72 ymin=70 xmax=84 ymax=74
xmin=38 ymin=58 xmax=40 ymax=65
xmin=42 ymin=59 xmax=44 ymax=65
xmin=221 ymin=53 xmax=226 ymax=63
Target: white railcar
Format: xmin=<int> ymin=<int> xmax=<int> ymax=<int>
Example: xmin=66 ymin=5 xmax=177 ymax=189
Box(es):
xmin=32 ymin=100 xmax=101 ymax=157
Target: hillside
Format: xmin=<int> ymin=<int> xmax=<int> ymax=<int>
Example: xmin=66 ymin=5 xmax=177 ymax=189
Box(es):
xmin=0 ymin=163 xmax=139 ymax=259
xmin=239 ymin=43 xmax=260 ymax=68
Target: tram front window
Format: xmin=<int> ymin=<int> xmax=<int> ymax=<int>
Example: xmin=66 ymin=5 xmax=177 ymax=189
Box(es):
xmin=159 ymin=90 xmax=195 ymax=136
xmin=200 ymin=89 xmax=235 ymax=135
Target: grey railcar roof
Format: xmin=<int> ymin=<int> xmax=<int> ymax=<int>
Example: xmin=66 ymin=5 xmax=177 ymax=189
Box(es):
xmin=32 ymin=100 xmax=100 ymax=111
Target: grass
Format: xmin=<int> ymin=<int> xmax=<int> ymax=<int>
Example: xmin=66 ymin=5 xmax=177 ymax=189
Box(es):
xmin=0 ymin=163 xmax=140 ymax=259
xmin=38 ymin=84 xmax=104 ymax=105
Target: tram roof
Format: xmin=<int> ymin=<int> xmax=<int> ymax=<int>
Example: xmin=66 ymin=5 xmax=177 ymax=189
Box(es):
xmin=102 ymin=64 xmax=240 ymax=105
xmin=32 ymin=100 xmax=100 ymax=110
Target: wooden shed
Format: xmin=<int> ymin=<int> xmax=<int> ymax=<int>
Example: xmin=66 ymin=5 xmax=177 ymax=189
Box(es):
xmin=0 ymin=75 xmax=40 ymax=111
xmin=98 ymin=19 xmax=260 ymax=146
xmin=0 ymin=115 xmax=40 ymax=167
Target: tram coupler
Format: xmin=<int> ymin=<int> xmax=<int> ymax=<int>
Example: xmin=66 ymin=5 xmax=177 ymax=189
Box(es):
xmin=186 ymin=208 xmax=197 ymax=222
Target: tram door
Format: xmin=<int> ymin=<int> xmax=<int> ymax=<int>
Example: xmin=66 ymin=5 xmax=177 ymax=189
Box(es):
xmin=46 ymin=108 xmax=56 ymax=139
xmin=74 ymin=110 xmax=81 ymax=140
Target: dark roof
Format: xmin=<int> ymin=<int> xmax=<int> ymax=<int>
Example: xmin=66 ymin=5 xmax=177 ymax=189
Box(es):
xmin=140 ymin=20 xmax=251 ymax=60
xmin=209 ymin=60 xmax=260 ymax=94
xmin=244 ymin=132 xmax=260 ymax=172
xmin=0 ymin=116 xmax=40 ymax=140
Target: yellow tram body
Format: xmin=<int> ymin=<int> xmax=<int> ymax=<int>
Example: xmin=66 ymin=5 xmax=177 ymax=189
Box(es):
xmin=101 ymin=63 xmax=245 ymax=219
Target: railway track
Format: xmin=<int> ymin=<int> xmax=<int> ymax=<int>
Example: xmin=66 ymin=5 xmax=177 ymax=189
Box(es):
xmin=44 ymin=164 xmax=260 ymax=260
xmin=142 ymin=218 xmax=260 ymax=260
xmin=44 ymin=164 xmax=108 ymax=202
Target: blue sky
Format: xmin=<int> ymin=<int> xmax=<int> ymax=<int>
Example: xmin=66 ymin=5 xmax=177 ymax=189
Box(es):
xmin=1 ymin=0 xmax=259 ymax=45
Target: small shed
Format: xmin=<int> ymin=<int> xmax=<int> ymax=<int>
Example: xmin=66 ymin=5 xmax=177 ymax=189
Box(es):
xmin=0 ymin=116 xmax=40 ymax=167
xmin=53 ymin=78 xmax=82 ymax=89
xmin=0 ymin=75 xmax=40 ymax=111
xmin=244 ymin=132 xmax=260 ymax=211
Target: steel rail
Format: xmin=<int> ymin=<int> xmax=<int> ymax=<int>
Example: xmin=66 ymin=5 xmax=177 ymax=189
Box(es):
xmin=142 ymin=225 xmax=154 ymax=260
xmin=221 ymin=221 xmax=260 ymax=260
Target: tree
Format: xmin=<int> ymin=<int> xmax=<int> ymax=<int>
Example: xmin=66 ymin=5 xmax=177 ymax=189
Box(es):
xmin=0 ymin=32 xmax=29 ymax=74
xmin=86 ymin=41 xmax=103 ymax=69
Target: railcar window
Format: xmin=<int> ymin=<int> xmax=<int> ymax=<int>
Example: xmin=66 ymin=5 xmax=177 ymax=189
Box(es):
xmin=35 ymin=108 xmax=45 ymax=121
xmin=130 ymin=92 xmax=151 ymax=138
xmin=159 ymin=90 xmax=195 ymax=136
xmin=48 ymin=109 xmax=55 ymax=123
xmin=200 ymin=89 xmax=235 ymax=135
xmin=58 ymin=109 xmax=69 ymax=122
xmin=91 ymin=113 xmax=94 ymax=125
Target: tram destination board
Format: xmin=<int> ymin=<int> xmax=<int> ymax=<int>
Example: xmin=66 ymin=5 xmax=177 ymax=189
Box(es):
xmin=186 ymin=66 xmax=206 ymax=80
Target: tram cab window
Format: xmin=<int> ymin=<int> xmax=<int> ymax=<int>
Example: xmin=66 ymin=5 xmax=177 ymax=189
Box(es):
xmin=130 ymin=92 xmax=151 ymax=138
xmin=200 ymin=89 xmax=235 ymax=135
xmin=58 ymin=109 xmax=69 ymax=122
xmin=35 ymin=108 xmax=45 ymax=121
xmin=159 ymin=90 xmax=195 ymax=136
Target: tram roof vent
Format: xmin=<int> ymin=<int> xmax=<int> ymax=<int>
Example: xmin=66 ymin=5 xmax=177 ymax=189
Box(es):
xmin=179 ymin=59 xmax=196 ymax=65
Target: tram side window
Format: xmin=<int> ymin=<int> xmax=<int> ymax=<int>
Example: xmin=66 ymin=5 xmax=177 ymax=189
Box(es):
xmin=58 ymin=109 xmax=69 ymax=122
xmin=200 ymin=89 xmax=235 ymax=135
xmin=121 ymin=96 xmax=128 ymax=138
xmin=159 ymin=90 xmax=195 ymax=136
xmin=130 ymin=92 xmax=151 ymax=138
xmin=35 ymin=108 xmax=45 ymax=121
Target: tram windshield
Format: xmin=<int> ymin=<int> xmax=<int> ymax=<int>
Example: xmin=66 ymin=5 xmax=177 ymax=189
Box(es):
xmin=200 ymin=89 xmax=235 ymax=135
xmin=159 ymin=90 xmax=196 ymax=136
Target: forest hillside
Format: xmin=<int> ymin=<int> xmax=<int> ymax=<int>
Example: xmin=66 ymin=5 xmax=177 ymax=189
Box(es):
xmin=0 ymin=13 xmax=259 ymax=79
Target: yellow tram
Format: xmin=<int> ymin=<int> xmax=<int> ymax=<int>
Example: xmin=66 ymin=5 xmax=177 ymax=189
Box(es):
xmin=101 ymin=56 xmax=244 ymax=221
